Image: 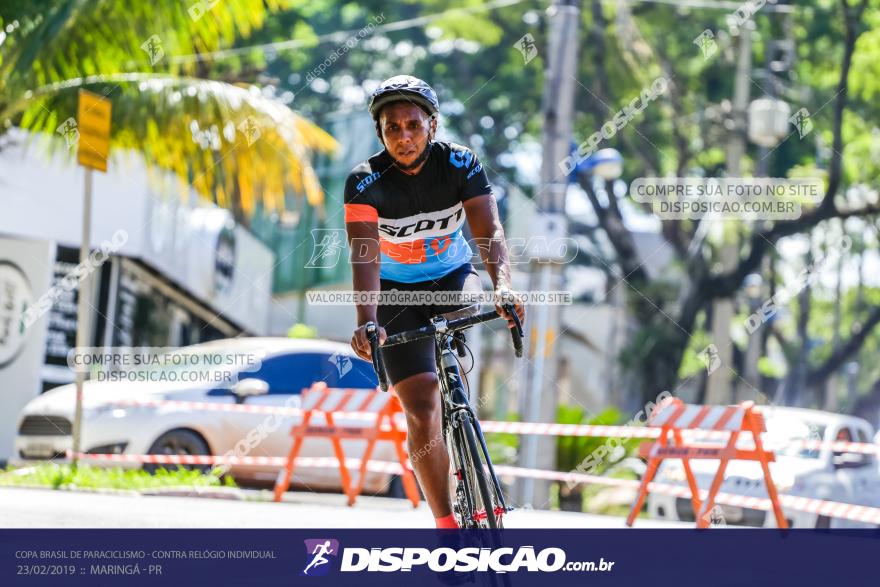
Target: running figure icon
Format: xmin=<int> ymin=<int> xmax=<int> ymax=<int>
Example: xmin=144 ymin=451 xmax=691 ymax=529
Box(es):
xmin=303 ymin=540 xmax=335 ymax=575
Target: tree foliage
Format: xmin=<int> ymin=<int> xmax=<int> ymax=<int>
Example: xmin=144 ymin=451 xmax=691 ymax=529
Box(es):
xmin=0 ymin=0 xmax=336 ymax=216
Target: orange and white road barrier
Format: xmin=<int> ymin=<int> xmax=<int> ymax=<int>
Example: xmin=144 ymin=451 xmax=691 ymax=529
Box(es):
xmin=492 ymin=465 xmax=880 ymax=526
xmin=626 ymin=398 xmax=788 ymax=529
xmin=68 ymin=450 xmax=880 ymax=526
xmin=111 ymin=398 xmax=878 ymax=455
xmin=272 ymin=382 xmax=419 ymax=508
xmin=81 ymin=392 xmax=878 ymax=524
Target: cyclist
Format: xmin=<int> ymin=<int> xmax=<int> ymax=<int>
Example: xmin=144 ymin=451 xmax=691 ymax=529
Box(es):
xmin=345 ymin=75 xmax=525 ymax=529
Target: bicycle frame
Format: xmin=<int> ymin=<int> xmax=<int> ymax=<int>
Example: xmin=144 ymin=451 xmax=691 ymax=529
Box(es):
xmin=430 ymin=316 xmax=510 ymax=524
xmin=365 ymin=304 xmax=522 ymax=528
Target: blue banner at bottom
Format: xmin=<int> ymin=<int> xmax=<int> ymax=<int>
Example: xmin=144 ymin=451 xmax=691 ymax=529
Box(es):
xmin=3 ymin=529 xmax=878 ymax=586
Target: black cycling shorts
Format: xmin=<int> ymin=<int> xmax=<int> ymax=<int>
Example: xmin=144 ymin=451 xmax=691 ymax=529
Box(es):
xmin=377 ymin=262 xmax=482 ymax=385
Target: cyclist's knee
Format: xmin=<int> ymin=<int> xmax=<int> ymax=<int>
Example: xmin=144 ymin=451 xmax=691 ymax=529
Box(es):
xmin=395 ymin=372 xmax=440 ymax=428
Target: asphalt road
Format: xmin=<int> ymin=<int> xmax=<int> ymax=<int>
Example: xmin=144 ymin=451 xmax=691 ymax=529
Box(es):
xmin=0 ymin=487 xmax=690 ymax=528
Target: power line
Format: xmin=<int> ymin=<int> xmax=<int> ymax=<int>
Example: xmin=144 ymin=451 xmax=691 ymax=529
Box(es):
xmin=167 ymin=0 xmax=527 ymax=65
xmin=627 ymin=0 xmax=795 ymax=11
xmin=166 ymin=0 xmax=796 ymax=66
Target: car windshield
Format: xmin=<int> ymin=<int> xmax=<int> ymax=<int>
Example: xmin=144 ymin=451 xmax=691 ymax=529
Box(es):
xmin=763 ymin=415 xmax=825 ymax=460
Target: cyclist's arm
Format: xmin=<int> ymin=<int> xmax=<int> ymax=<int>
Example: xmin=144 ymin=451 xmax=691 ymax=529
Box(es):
xmin=463 ymin=194 xmax=512 ymax=292
xmin=345 ymin=219 xmax=381 ymax=325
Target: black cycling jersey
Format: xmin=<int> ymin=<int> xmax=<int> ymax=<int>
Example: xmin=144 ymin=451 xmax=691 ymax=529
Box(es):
xmin=343 ymin=141 xmax=492 ymax=283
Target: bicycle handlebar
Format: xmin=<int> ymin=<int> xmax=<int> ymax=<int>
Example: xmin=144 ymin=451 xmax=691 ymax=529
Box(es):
xmin=364 ymin=321 xmax=389 ymax=392
xmin=507 ymin=303 xmax=524 ymax=358
xmin=364 ymin=304 xmax=523 ymax=393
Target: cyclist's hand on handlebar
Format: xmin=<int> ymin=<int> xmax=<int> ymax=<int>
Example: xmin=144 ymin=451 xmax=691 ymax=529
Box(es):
xmin=494 ymin=288 xmax=525 ymax=329
xmin=351 ymin=322 xmax=387 ymax=361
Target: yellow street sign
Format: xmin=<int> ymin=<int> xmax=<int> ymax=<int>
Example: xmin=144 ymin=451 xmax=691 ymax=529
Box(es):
xmin=76 ymin=90 xmax=112 ymax=172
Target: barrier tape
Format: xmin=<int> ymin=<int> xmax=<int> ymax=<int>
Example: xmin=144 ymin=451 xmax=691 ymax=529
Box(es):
xmin=492 ymin=465 xmax=880 ymax=526
xmin=778 ymin=438 xmax=878 ymax=454
xmin=70 ymin=452 xmax=411 ymax=474
xmin=479 ymin=421 xmax=662 ymax=439
xmin=69 ymin=451 xmax=880 ymax=525
xmin=113 ymin=398 xmax=879 ymax=455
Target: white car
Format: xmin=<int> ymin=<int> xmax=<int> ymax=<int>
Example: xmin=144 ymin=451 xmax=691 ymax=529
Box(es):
xmin=647 ymin=406 xmax=880 ymax=528
xmin=14 ymin=337 xmax=406 ymax=495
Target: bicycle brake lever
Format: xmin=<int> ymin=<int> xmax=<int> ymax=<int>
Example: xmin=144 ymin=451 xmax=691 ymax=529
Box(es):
xmin=501 ymin=303 xmax=524 ymax=358
xmin=365 ymin=321 xmax=389 ymax=392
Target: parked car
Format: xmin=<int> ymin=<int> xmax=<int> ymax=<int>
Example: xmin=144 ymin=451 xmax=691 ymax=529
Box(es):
xmin=647 ymin=406 xmax=880 ymax=528
xmin=12 ymin=337 xmax=406 ymax=495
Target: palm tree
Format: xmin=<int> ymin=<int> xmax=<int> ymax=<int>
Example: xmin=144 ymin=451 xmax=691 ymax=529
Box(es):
xmin=0 ymin=0 xmax=336 ymax=216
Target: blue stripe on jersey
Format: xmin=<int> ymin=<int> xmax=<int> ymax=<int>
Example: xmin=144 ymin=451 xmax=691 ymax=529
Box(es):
xmin=379 ymin=229 xmax=473 ymax=283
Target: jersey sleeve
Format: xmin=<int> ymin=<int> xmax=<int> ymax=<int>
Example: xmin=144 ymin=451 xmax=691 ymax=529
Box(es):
xmin=454 ymin=147 xmax=493 ymax=202
xmin=343 ymin=168 xmax=379 ymax=223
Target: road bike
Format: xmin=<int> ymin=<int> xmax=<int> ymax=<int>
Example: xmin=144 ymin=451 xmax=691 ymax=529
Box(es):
xmin=365 ymin=301 xmax=523 ymax=529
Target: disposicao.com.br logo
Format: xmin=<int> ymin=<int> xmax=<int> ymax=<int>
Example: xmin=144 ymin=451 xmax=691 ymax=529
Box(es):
xmin=301 ymin=539 xmax=614 ymax=575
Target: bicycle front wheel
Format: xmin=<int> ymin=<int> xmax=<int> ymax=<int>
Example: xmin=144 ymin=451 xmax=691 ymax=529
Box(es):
xmin=453 ymin=411 xmax=503 ymax=529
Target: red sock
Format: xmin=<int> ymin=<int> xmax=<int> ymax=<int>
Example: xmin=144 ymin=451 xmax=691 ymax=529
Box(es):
xmin=435 ymin=513 xmax=459 ymax=529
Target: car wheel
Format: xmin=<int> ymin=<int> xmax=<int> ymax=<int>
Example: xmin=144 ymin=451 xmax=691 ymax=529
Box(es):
xmin=145 ymin=429 xmax=211 ymax=474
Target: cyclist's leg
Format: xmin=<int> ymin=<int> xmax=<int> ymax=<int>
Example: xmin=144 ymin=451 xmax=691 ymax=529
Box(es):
xmin=377 ymin=287 xmax=454 ymax=525
xmin=394 ymin=372 xmax=454 ymax=522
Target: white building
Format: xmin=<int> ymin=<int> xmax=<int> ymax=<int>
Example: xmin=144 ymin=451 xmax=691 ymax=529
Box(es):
xmin=0 ymin=131 xmax=275 ymax=461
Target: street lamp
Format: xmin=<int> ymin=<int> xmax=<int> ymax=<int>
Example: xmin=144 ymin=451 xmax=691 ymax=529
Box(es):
xmin=748 ymin=97 xmax=791 ymax=148
xmin=574 ymin=148 xmax=625 ymax=208
xmin=579 ymin=148 xmax=623 ymax=181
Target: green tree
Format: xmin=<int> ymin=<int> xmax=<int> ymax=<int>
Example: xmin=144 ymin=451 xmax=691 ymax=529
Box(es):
xmin=0 ymin=0 xmax=336 ymax=216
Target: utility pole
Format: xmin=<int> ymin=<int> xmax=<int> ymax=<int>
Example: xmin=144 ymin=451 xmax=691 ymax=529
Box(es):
xmin=517 ymin=0 xmax=581 ymax=508
xmin=706 ymin=21 xmax=752 ymax=405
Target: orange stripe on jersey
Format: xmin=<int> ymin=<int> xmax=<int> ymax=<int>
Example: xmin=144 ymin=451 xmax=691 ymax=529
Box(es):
xmin=429 ymin=235 xmax=452 ymax=255
xmin=380 ymin=238 xmax=426 ymax=264
xmin=344 ymin=203 xmax=378 ymax=223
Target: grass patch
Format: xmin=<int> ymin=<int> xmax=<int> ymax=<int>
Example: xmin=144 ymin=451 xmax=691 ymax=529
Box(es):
xmin=0 ymin=463 xmax=237 ymax=491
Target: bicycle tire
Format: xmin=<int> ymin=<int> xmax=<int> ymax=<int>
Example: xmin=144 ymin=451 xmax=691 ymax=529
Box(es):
xmin=457 ymin=415 xmax=512 ymax=587
xmin=456 ymin=412 xmax=501 ymax=529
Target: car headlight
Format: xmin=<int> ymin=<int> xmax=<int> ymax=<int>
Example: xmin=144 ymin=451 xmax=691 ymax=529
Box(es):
xmin=83 ymin=404 xmax=117 ymax=418
xmin=83 ymin=402 xmax=155 ymax=418
xmin=84 ymin=403 xmax=149 ymax=419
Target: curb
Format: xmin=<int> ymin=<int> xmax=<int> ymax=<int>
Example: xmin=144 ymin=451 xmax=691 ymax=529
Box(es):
xmin=140 ymin=486 xmax=245 ymax=500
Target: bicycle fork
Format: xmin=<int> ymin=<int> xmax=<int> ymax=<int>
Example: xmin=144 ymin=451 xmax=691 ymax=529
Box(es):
xmin=437 ymin=342 xmax=510 ymax=525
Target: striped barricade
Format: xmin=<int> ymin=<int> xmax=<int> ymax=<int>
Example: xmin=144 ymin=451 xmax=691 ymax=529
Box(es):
xmin=626 ymin=398 xmax=788 ymax=529
xmin=272 ymin=382 xmax=419 ymax=507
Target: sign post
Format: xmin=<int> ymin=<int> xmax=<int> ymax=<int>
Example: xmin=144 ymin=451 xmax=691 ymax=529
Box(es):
xmin=71 ymin=90 xmax=111 ymax=467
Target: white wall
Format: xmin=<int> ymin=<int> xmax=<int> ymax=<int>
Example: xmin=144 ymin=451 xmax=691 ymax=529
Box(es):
xmin=0 ymin=237 xmax=54 ymax=460
xmin=0 ymin=130 xmax=275 ymax=334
